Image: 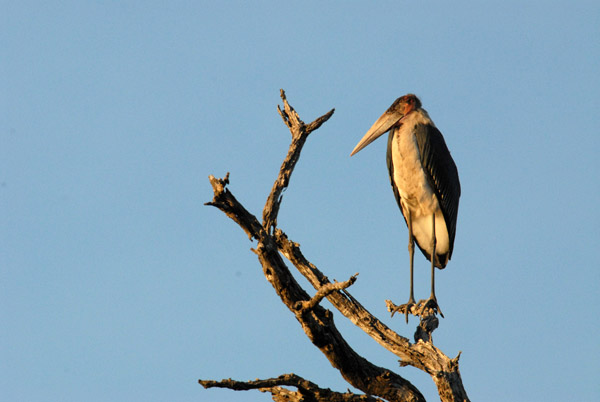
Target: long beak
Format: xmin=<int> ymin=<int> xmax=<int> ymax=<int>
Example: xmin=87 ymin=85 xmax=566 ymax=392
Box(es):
xmin=350 ymin=110 xmax=403 ymax=156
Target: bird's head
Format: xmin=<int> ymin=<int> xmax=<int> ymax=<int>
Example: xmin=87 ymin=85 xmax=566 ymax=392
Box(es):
xmin=350 ymin=94 xmax=421 ymax=156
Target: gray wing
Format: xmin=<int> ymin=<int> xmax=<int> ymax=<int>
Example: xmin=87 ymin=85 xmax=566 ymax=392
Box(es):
xmin=414 ymin=123 xmax=461 ymax=259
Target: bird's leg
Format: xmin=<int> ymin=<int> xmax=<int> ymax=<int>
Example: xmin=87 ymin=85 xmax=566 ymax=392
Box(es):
xmin=422 ymin=213 xmax=444 ymax=318
xmin=403 ymin=211 xmax=416 ymax=323
xmin=430 ymin=213 xmax=436 ymax=300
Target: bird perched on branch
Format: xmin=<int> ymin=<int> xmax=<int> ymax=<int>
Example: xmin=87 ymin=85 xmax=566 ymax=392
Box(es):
xmin=351 ymin=94 xmax=460 ymax=321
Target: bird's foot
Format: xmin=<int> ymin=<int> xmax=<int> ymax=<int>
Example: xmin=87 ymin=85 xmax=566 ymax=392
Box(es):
xmin=387 ymin=298 xmax=417 ymax=323
xmin=419 ymin=296 xmax=444 ymax=319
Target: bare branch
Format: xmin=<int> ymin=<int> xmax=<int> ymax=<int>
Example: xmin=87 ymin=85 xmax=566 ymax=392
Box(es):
xmin=296 ymin=274 xmax=358 ymax=312
xmin=306 ymin=108 xmax=336 ymax=133
xmin=263 ymin=89 xmax=335 ymax=233
xmin=205 ymin=173 xmax=265 ymax=241
xmin=277 ymin=89 xmax=302 ymax=131
xmin=199 ymin=374 xmax=384 ymax=402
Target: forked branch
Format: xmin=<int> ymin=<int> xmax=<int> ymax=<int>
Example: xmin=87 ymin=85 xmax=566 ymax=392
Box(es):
xmin=263 ymin=89 xmax=335 ymax=233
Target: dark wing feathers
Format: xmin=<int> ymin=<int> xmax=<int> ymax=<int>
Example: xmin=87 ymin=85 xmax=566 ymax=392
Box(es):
xmin=414 ymin=123 xmax=461 ymax=258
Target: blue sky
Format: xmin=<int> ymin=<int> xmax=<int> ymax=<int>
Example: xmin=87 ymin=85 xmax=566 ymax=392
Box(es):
xmin=2 ymin=1 xmax=599 ymax=401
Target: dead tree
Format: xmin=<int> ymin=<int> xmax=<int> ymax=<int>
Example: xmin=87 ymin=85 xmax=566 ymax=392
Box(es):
xmin=200 ymin=90 xmax=470 ymax=402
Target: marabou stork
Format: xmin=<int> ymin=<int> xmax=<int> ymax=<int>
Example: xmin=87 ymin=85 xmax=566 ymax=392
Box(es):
xmin=350 ymin=94 xmax=460 ymax=321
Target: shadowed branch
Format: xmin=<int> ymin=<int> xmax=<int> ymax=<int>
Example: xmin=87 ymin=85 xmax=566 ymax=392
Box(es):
xmin=199 ymin=374 xmax=384 ymax=402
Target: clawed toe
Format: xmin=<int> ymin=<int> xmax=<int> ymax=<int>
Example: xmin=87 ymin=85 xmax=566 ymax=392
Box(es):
xmin=388 ymin=296 xmax=444 ymax=322
xmin=389 ymin=298 xmax=416 ymax=323
xmin=419 ymin=297 xmax=444 ymax=318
